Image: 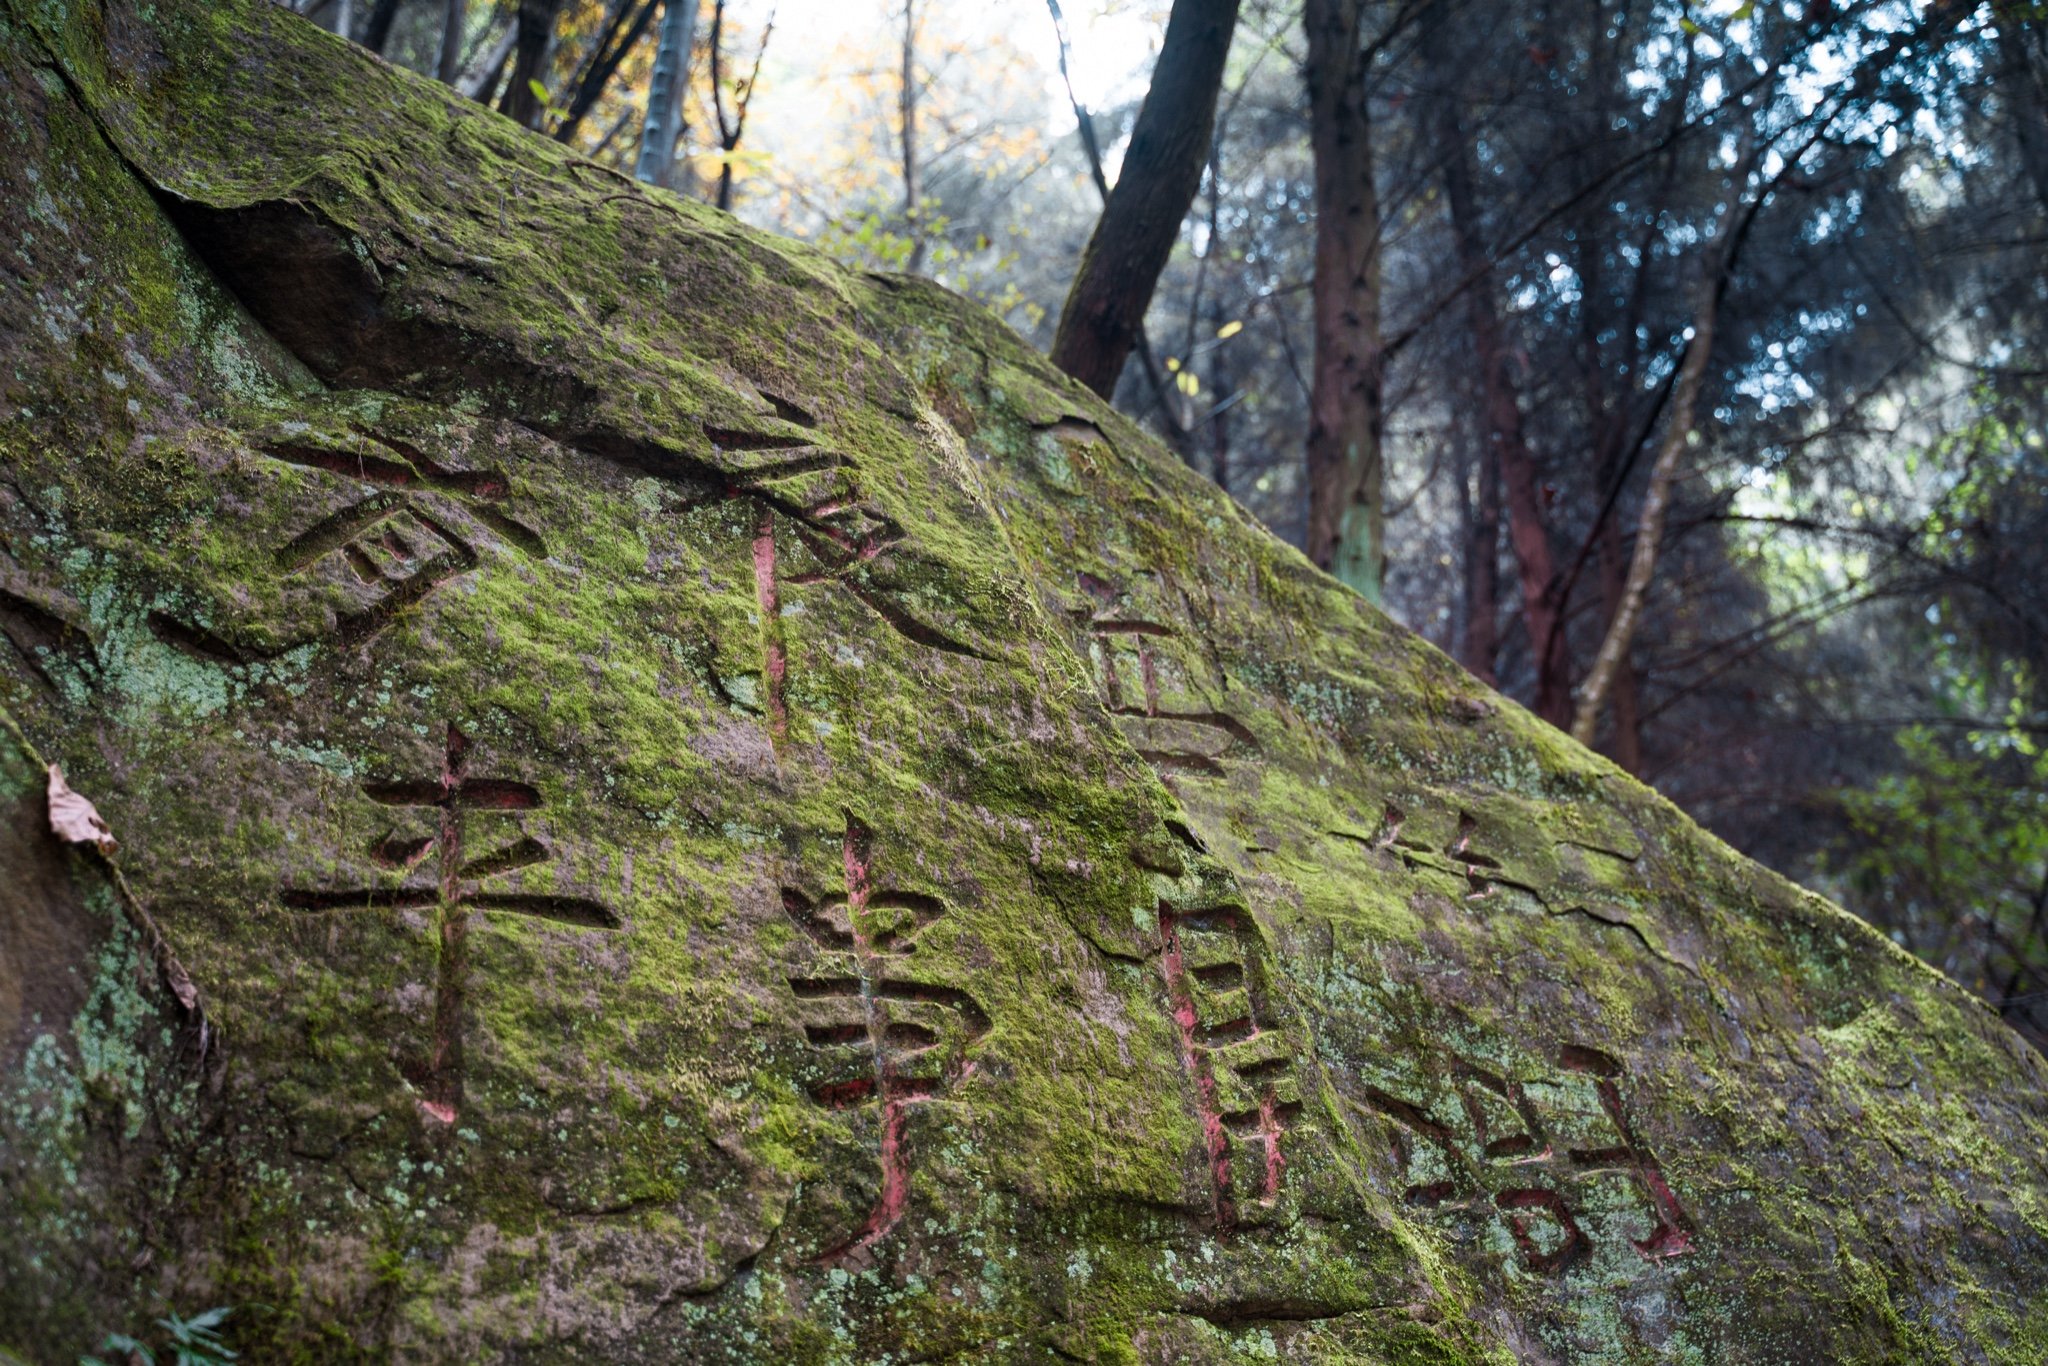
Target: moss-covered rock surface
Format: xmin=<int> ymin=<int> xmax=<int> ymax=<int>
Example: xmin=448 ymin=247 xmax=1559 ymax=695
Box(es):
xmin=2 ymin=2 xmax=2044 ymax=1359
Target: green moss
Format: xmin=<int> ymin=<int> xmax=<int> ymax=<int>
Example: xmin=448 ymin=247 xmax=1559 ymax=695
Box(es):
xmin=0 ymin=0 xmax=2043 ymax=1358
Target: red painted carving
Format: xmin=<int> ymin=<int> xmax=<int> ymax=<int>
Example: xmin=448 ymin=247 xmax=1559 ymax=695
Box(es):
xmin=283 ymin=723 xmax=615 ymax=1125
xmin=1156 ymin=905 xmax=1301 ymax=1227
xmin=626 ymin=420 xmax=994 ymax=732
xmin=1495 ymin=1187 xmax=1591 ymax=1274
xmin=1081 ymin=611 xmax=1256 ymax=780
xmin=1557 ymin=1044 xmax=1695 ymax=1259
xmin=781 ymin=815 xmax=987 ymax=1265
xmin=1365 ymin=1041 xmax=1694 ymax=1272
xmin=1453 ymin=1059 xmax=1551 ymax=1161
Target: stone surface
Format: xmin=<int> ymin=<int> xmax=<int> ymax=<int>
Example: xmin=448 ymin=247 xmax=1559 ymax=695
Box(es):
xmin=1 ymin=2 xmax=2044 ymax=1360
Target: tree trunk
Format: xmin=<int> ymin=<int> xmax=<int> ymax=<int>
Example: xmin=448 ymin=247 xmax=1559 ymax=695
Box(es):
xmin=1571 ymin=266 xmax=1723 ymax=745
xmin=1997 ymin=1 xmax=2048 ymax=217
xmin=1208 ymin=295 xmax=1233 ymax=495
xmin=1425 ymin=18 xmax=1547 ymax=699
xmin=1043 ymin=0 xmax=1195 ymax=444
xmin=554 ymin=0 xmax=658 ymax=143
xmin=436 ymin=0 xmax=468 ymax=83
xmin=1458 ymin=430 xmax=1500 ymax=686
xmin=1302 ymin=0 xmax=1384 ymax=602
xmin=899 ymin=0 xmax=924 ymax=272
xmin=499 ymin=0 xmax=562 ymax=128
xmin=711 ymin=0 xmax=732 ymax=207
xmin=362 ymin=0 xmax=402 ymax=53
xmin=706 ymin=0 xmax=771 ymax=210
xmin=634 ymin=0 xmax=699 ymax=187
xmin=1597 ymin=508 xmax=1643 ymax=772
xmin=1047 ymin=0 xmax=1242 ymax=398
xmin=1585 ymin=354 xmax=1644 ymax=771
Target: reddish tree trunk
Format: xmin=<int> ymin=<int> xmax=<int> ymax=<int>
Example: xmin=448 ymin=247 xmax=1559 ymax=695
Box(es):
xmin=1429 ymin=28 xmax=1563 ymax=711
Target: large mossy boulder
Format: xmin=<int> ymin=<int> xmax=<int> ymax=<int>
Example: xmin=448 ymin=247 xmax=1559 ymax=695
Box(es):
xmin=1 ymin=2 xmax=2044 ymax=1360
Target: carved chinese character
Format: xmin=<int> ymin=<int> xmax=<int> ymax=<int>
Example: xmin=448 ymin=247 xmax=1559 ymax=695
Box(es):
xmin=151 ymin=426 xmax=546 ymax=661
xmin=1088 ymin=623 xmax=1257 ymax=779
xmin=1070 ymin=571 xmax=1259 ymax=782
xmin=1493 ymin=1187 xmax=1592 ymax=1274
xmin=1555 ymin=1044 xmax=1694 ymax=1259
xmin=780 ymin=814 xmax=988 ymax=1264
xmin=1363 ymin=1083 xmax=1485 ymax=1211
xmin=1337 ymin=803 xmax=1525 ymax=902
xmin=283 ymin=723 xmax=615 ymax=1125
xmin=628 ymin=418 xmax=998 ymax=744
xmin=1156 ymin=904 xmax=1301 ymax=1226
xmin=1361 ymin=1041 xmax=1693 ymax=1273
xmin=1365 ymin=1080 xmax=1592 ymax=1271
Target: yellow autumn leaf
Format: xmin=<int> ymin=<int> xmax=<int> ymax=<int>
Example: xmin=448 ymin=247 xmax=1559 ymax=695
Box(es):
xmin=1216 ymin=320 xmax=1244 ymax=339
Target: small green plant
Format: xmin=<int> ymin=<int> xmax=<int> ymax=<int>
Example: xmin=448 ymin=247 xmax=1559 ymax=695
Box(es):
xmin=80 ymin=1307 xmax=236 ymax=1366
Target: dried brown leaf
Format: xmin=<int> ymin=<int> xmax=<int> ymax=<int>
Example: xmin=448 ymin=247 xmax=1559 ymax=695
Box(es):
xmin=47 ymin=764 xmax=117 ymax=855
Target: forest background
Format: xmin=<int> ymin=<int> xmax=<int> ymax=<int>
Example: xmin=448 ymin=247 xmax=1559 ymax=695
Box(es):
xmin=279 ymin=0 xmax=2048 ymax=1049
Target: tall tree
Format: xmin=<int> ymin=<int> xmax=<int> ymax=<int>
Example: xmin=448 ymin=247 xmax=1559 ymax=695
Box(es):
xmin=553 ymin=0 xmax=660 ymax=143
xmin=499 ymin=0 xmax=564 ymax=128
xmin=708 ymin=0 xmax=775 ymax=211
xmin=1421 ymin=10 xmax=1537 ymax=697
xmin=897 ymin=0 xmax=925 ymax=271
xmin=636 ymin=0 xmax=699 ymax=186
xmin=1047 ymin=0 xmax=1242 ymax=398
xmin=1570 ymin=232 xmax=1729 ymax=745
xmin=361 ymin=0 xmax=402 ymax=54
xmin=437 ymin=0 xmax=468 ymax=84
xmin=1302 ymin=0 xmax=1385 ymax=601
xmin=1997 ymin=0 xmax=2048 ymax=215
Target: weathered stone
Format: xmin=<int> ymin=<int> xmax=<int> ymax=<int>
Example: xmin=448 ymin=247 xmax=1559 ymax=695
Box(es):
xmin=0 ymin=2 xmax=2043 ymax=1360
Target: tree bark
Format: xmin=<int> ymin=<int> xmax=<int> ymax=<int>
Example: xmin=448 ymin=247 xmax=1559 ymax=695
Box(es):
xmin=898 ymin=0 xmax=925 ymax=272
xmin=1044 ymin=0 xmax=1193 ymax=440
xmin=1048 ymin=0 xmax=1241 ymax=398
xmin=499 ymin=0 xmax=562 ymax=128
xmin=1208 ymin=294 xmax=1234 ymax=494
xmin=1425 ymin=16 xmax=1546 ymax=697
xmin=1586 ymin=329 xmax=1644 ymax=771
xmin=362 ymin=0 xmax=402 ymax=53
xmin=1571 ymin=266 xmax=1722 ymax=745
xmin=462 ymin=16 xmax=516 ymax=100
xmin=554 ymin=0 xmax=659 ymax=143
xmin=705 ymin=0 xmax=771 ymax=209
xmin=634 ymin=0 xmax=698 ymax=185
xmin=1597 ymin=508 xmax=1643 ymax=771
xmin=1302 ymin=0 xmax=1384 ymax=602
xmin=1458 ymin=428 xmax=1500 ymax=685
xmin=436 ymin=0 xmax=468 ymax=84
xmin=1996 ymin=1 xmax=2048 ymax=217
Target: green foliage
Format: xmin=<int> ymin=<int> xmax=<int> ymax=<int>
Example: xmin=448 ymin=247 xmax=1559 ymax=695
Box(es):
xmin=80 ymin=1307 xmax=237 ymax=1366
xmin=816 ymin=202 xmax=948 ymax=274
xmin=815 ymin=198 xmax=1041 ymax=328
xmin=1824 ymin=665 xmax=2048 ymax=1025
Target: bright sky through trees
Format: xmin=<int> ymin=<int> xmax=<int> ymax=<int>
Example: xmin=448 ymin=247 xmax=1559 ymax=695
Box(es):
xmin=729 ymin=0 xmax=1165 ymax=210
